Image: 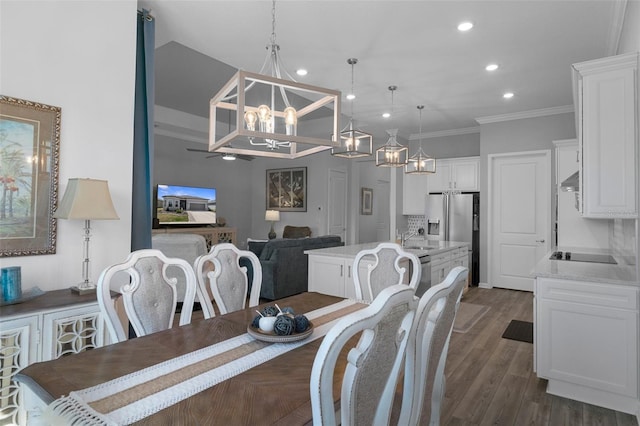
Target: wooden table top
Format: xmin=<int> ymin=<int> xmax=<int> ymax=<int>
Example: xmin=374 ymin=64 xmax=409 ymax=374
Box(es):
xmin=18 ymin=292 xmax=346 ymax=425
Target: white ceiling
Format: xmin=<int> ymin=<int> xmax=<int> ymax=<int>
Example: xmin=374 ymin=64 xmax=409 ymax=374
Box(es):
xmin=139 ymin=0 xmax=627 ymax=145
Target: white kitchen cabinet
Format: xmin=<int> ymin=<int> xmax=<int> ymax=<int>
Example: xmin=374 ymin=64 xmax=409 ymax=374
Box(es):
xmin=0 ymin=290 xmax=110 ymax=424
xmin=402 ymin=172 xmax=428 ymax=215
xmin=572 ymin=52 xmax=638 ymax=218
xmin=427 ymin=157 xmax=480 ymax=193
xmin=535 ymin=277 xmax=639 ymax=414
xmin=430 ymin=250 xmax=452 ymax=285
xmin=431 ymin=247 xmax=470 ymax=292
xmin=308 ymin=256 xmax=358 ymax=299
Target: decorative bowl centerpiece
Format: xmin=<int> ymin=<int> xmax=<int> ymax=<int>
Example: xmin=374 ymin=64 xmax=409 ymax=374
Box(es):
xmin=248 ymin=304 xmax=313 ymax=343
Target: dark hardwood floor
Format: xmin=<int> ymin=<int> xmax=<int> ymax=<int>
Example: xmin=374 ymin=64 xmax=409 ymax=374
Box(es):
xmin=443 ymin=286 xmax=638 ymax=426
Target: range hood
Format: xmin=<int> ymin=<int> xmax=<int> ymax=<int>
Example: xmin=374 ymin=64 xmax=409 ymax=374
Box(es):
xmin=560 ymin=171 xmax=579 ymax=192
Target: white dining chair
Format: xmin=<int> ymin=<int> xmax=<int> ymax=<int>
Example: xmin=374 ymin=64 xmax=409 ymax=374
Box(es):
xmin=352 ymin=242 xmax=421 ymax=302
xmin=310 ymin=284 xmax=417 ymax=426
xmin=151 ymin=233 xmax=207 ymax=304
xmin=398 ymin=266 xmax=469 ymax=426
xmin=97 ymin=249 xmax=199 ymax=343
xmin=194 ymin=243 xmax=262 ymax=318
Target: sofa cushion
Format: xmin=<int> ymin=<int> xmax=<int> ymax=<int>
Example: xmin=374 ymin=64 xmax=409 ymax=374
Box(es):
xmin=282 ymin=225 xmax=312 ymax=239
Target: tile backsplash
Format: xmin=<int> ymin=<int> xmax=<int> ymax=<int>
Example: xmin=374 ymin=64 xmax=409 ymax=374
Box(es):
xmin=611 ymin=218 xmax=637 ymax=265
xmin=406 ymin=216 xmax=426 ymax=234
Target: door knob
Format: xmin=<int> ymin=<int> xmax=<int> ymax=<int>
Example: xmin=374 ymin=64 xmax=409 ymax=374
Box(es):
xmin=536 ymin=239 xmax=545 ymax=243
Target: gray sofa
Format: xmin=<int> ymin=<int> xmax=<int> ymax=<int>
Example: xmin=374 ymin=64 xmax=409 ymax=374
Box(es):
xmin=245 ymin=236 xmax=344 ymax=300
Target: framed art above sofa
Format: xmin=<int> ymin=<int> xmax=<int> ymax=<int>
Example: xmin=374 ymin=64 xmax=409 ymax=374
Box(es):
xmin=266 ymin=167 xmax=306 ymax=212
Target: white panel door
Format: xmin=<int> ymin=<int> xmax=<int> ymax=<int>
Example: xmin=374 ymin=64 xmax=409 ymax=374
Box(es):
xmin=489 ymin=151 xmax=550 ymax=291
xmin=328 ymin=169 xmax=347 ymax=241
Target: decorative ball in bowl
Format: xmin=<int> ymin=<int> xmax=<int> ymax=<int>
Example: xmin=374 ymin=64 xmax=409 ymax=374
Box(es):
xmin=248 ymin=305 xmax=313 ymax=342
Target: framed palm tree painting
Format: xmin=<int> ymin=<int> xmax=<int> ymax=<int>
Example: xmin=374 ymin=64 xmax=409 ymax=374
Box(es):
xmin=0 ymin=96 xmax=60 ymax=256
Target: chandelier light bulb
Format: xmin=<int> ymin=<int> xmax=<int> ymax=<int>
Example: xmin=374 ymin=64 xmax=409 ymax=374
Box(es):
xmin=244 ymin=110 xmax=257 ymax=131
xmin=284 ymin=106 xmax=297 ymax=136
xmin=257 ymin=105 xmax=271 ymax=122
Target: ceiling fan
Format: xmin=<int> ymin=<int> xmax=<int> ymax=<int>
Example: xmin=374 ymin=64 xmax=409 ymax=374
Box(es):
xmin=186 ymin=148 xmax=254 ymax=161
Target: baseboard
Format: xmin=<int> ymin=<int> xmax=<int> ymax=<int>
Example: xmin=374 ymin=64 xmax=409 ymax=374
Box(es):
xmin=546 ymin=379 xmax=639 ymax=416
xmin=478 ymin=282 xmax=492 ymax=289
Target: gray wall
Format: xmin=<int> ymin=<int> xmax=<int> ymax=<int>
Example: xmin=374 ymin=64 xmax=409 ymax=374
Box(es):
xmin=478 ymin=112 xmax=576 ymax=284
xmin=154 ymin=136 xmax=255 ymax=245
xmin=407 ymin=132 xmax=480 ymax=159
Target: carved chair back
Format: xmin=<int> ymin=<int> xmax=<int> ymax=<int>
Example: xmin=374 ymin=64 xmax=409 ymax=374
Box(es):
xmin=97 ymin=249 xmax=198 ymax=343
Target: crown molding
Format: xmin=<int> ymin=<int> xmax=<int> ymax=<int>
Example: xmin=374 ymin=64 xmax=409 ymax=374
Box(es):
xmin=475 ymin=105 xmax=574 ymax=125
xmin=408 ymin=126 xmax=480 ymax=140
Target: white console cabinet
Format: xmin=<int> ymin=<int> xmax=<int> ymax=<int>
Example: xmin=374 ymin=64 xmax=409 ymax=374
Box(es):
xmin=0 ymin=289 xmax=109 ymax=424
xmin=572 ymin=52 xmax=638 ymax=218
xmin=534 ymin=277 xmax=639 ymax=414
xmin=427 ymin=157 xmax=480 ymax=193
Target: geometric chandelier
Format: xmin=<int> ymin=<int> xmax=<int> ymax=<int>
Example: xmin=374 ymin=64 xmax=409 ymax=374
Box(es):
xmin=376 ymin=86 xmax=408 ymax=167
xmin=405 ymin=105 xmax=436 ymax=174
xmin=331 ymin=58 xmax=372 ymax=158
xmin=209 ymin=1 xmax=341 ymax=159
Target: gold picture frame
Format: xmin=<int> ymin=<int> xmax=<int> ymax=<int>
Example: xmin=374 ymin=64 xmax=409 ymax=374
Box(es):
xmin=0 ymin=95 xmax=61 ymax=256
xmin=361 ymin=187 xmax=373 ymax=215
xmin=266 ymin=167 xmax=307 ymax=212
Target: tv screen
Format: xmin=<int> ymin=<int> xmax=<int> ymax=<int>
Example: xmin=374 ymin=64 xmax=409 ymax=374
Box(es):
xmin=156 ymin=184 xmax=217 ymax=225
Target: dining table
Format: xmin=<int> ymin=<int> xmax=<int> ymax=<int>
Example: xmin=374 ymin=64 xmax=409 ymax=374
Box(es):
xmin=16 ymin=292 xmax=365 ymax=425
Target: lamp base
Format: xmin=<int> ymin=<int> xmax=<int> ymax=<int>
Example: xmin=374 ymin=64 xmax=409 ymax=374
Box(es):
xmin=268 ymin=230 xmax=276 ymax=240
xmin=70 ymin=285 xmax=96 ymax=295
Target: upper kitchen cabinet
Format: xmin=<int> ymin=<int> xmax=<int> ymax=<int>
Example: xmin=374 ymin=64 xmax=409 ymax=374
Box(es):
xmin=572 ymin=52 xmax=638 ymax=218
xmin=426 ymin=156 xmax=480 ymax=193
xmin=402 ymin=173 xmax=428 ymax=215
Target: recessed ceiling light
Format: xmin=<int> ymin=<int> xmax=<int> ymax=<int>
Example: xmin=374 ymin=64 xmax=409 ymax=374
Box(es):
xmin=382 ymin=112 xmax=391 ymax=118
xmin=296 ymin=69 xmax=308 ymax=76
xmin=503 ymin=92 xmax=514 ymax=99
xmin=346 ymin=93 xmax=356 ymax=100
xmin=457 ymin=21 xmax=473 ymax=32
xmin=486 ymin=63 xmax=499 ymax=71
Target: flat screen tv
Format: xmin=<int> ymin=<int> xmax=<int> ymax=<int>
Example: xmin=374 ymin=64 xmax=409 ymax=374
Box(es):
xmin=155 ymin=184 xmax=217 ymax=226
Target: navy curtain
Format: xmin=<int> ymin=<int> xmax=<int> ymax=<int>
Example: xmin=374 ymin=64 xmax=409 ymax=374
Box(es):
xmin=131 ymin=9 xmax=155 ymax=251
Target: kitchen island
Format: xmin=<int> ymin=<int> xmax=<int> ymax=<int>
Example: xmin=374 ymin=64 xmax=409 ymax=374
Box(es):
xmin=531 ymin=248 xmax=639 ymax=417
xmin=305 ymin=240 xmax=470 ymax=299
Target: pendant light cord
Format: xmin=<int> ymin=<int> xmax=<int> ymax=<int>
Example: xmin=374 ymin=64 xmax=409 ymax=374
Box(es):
xmin=418 ymin=105 xmax=424 ymax=151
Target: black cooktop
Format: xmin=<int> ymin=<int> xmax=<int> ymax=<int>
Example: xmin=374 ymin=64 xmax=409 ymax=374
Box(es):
xmin=549 ymin=251 xmax=617 ymax=264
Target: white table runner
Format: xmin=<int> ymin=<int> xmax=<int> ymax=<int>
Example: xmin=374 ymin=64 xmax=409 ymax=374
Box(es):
xmin=43 ymin=299 xmax=364 ymax=425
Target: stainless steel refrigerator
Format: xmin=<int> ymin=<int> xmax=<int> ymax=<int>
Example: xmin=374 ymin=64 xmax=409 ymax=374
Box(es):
xmin=425 ymin=192 xmax=480 ymax=286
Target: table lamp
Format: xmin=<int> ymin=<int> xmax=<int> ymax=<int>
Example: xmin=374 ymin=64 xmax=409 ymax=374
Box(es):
xmin=265 ymin=210 xmax=280 ymax=239
xmin=54 ymin=178 xmax=119 ymax=294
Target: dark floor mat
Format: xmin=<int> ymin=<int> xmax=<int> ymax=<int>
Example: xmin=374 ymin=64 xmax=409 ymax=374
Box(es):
xmin=502 ymin=320 xmax=533 ymax=343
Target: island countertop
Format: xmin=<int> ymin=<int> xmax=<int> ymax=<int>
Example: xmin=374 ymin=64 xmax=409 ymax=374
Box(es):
xmin=531 ymin=246 xmax=638 ymax=287
xmin=304 ymin=240 xmax=470 ymax=259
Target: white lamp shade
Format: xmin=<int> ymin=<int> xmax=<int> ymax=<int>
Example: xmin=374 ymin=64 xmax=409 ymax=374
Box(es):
xmin=265 ymin=210 xmax=280 ymax=222
xmin=54 ymin=178 xmax=119 ymax=220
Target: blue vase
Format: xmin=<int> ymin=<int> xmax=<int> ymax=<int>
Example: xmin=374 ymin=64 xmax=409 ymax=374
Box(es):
xmin=1 ymin=266 xmax=22 ymax=303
